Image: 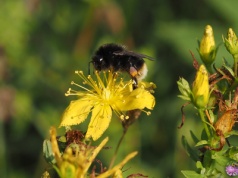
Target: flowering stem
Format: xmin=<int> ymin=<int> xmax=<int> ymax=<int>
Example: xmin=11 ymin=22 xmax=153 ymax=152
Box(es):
xmin=205 ymin=64 xmax=213 ymax=74
xmin=233 ymin=54 xmax=238 ymax=77
xmin=224 ymin=77 xmax=238 ymax=98
xmin=198 ymin=109 xmax=211 ymax=139
xmin=109 ymin=127 xmax=128 ymax=169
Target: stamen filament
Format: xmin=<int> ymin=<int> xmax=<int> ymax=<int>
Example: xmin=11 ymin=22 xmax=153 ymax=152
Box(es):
xmin=71 ymin=81 xmax=94 ymax=93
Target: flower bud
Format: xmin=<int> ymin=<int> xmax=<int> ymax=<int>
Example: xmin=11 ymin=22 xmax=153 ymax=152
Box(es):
xmin=223 ymin=28 xmax=238 ymax=56
xmin=60 ymin=161 xmax=77 ymax=178
xmin=192 ymin=65 xmax=209 ymax=108
xmin=199 ymin=25 xmax=217 ymax=65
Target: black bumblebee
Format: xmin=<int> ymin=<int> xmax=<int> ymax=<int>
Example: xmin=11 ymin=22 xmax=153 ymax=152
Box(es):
xmin=90 ymin=43 xmax=154 ymax=87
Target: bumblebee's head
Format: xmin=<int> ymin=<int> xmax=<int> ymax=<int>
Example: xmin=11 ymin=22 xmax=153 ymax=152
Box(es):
xmin=92 ymin=54 xmax=109 ymax=71
xmin=92 ymin=55 xmax=103 ymax=71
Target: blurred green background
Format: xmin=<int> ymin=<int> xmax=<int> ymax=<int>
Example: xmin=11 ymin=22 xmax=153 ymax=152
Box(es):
xmin=1 ymin=0 xmax=238 ymax=177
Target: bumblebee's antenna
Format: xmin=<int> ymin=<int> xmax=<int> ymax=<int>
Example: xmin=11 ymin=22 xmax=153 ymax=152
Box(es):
xmin=88 ymin=61 xmax=92 ymax=75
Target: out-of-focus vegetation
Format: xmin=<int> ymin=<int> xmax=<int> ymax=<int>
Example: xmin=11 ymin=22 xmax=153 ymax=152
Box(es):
xmin=1 ymin=0 xmax=238 ymax=177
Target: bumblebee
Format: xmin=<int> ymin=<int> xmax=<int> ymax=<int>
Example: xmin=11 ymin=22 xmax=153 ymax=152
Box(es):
xmin=91 ymin=43 xmax=154 ymax=87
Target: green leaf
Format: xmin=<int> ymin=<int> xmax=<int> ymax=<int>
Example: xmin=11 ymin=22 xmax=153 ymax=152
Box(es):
xmin=181 ymin=135 xmax=200 ymax=162
xmin=212 ymin=152 xmax=231 ymax=167
xmin=177 ymin=77 xmax=192 ymax=101
xmin=227 ymin=146 xmax=238 ymax=161
xmin=207 ymin=110 xmax=215 ymax=124
xmin=196 ymin=161 xmax=206 ymax=175
xmin=190 ymin=130 xmax=200 ymax=144
xmin=227 ymin=130 xmax=238 ymax=137
xmin=196 ymin=161 xmax=204 ymax=170
xmin=57 ymin=135 xmax=67 ymax=152
xmin=43 ymin=139 xmax=56 ymax=165
xmin=195 ymin=140 xmax=208 ymax=147
xmin=181 ymin=170 xmax=205 ymax=178
xmin=197 ymin=39 xmax=201 ymax=48
xmin=223 ymin=63 xmax=235 ymax=77
xmin=178 ymin=94 xmax=192 ymax=101
xmin=203 ymin=150 xmax=213 ymax=168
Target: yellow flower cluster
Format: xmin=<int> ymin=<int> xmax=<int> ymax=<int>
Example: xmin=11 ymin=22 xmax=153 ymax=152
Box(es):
xmin=49 ymin=127 xmax=137 ymax=178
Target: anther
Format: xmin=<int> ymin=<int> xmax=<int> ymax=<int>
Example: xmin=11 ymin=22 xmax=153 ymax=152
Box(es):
xmin=120 ymin=115 xmax=125 ymax=120
xmin=146 ymin=111 xmax=151 ymax=116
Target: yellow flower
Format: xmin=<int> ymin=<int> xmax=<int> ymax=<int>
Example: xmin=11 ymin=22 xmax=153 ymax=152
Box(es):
xmin=49 ymin=127 xmax=137 ymax=178
xmin=60 ymin=71 xmax=155 ymax=141
xmin=199 ymin=25 xmax=217 ymax=66
xmin=192 ymin=65 xmax=210 ymax=108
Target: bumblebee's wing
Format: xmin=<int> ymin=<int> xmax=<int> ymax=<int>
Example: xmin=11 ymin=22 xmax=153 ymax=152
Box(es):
xmin=113 ymin=50 xmax=154 ymax=61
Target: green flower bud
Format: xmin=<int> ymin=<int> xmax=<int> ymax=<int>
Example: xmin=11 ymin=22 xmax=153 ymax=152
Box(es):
xmin=43 ymin=140 xmax=56 ymax=165
xmin=192 ymin=65 xmax=210 ymax=108
xmin=223 ymin=28 xmax=238 ymax=56
xmin=60 ymin=148 xmax=77 ymax=178
xmin=60 ymin=161 xmax=77 ymax=178
xmin=198 ymin=25 xmax=217 ymax=66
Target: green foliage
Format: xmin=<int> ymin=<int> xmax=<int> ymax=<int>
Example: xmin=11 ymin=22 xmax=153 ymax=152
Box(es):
xmin=177 ymin=26 xmax=238 ymax=177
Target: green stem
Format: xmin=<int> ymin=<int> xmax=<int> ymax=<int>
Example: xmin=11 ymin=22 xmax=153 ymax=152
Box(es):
xmin=198 ymin=109 xmax=211 ymax=139
xmin=205 ymin=64 xmax=213 ymax=74
xmin=224 ymin=77 xmax=238 ymax=98
xmin=233 ymin=54 xmax=238 ymax=77
xmin=223 ymin=54 xmax=238 ymax=97
xmin=108 ymin=128 xmax=128 ymax=169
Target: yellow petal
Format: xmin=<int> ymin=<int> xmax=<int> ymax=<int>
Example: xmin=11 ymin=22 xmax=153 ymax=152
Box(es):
xmin=82 ymin=137 xmax=109 ymax=175
xmin=85 ymin=104 xmax=112 ymax=141
xmin=60 ymin=98 xmax=94 ymax=127
xmin=97 ymin=151 xmax=138 ymax=178
xmin=118 ymin=88 xmax=155 ymax=111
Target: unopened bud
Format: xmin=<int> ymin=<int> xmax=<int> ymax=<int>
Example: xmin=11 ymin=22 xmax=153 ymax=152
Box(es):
xmin=192 ymin=65 xmax=209 ymax=108
xmin=223 ymin=28 xmax=238 ymax=56
xmin=199 ymin=25 xmax=217 ymax=66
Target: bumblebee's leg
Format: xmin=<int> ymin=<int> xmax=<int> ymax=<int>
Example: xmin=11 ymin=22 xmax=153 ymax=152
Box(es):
xmin=129 ymin=66 xmax=138 ymax=89
xmin=132 ymin=76 xmax=138 ymax=89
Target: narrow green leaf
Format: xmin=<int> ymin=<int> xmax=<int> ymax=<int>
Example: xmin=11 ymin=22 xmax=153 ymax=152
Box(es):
xmin=178 ymin=95 xmax=191 ymax=101
xmin=190 ymin=130 xmax=200 ymax=144
xmin=181 ymin=135 xmax=200 ymax=162
xmin=177 ymin=77 xmax=192 ymax=100
xmin=181 ymin=170 xmax=205 ymax=178
xmin=195 ymin=140 xmax=208 ymax=147
xmin=203 ymin=150 xmax=212 ymax=168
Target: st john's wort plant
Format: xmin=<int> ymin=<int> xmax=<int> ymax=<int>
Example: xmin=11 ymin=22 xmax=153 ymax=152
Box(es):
xmin=178 ymin=25 xmax=238 ymax=177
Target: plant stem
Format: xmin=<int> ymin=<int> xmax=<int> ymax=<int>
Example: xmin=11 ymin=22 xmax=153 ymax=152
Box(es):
xmin=205 ymin=64 xmax=213 ymax=74
xmin=224 ymin=77 xmax=238 ymax=98
xmin=233 ymin=54 xmax=238 ymax=77
xmin=198 ymin=109 xmax=211 ymax=139
xmin=108 ymin=128 xmax=128 ymax=169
